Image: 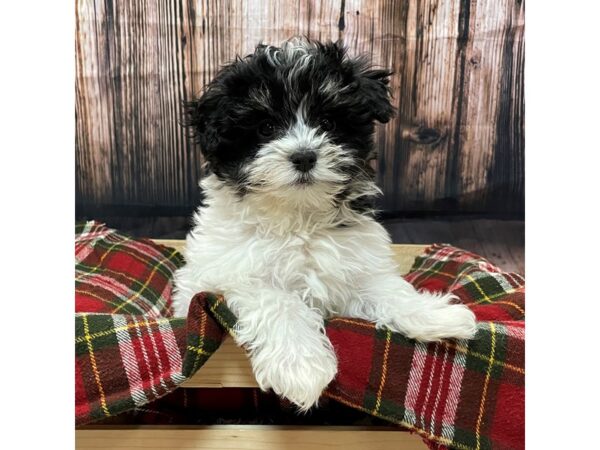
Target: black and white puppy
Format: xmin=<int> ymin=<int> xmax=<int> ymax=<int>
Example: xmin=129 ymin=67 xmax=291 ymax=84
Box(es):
xmin=172 ymin=38 xmax=476 ymax=411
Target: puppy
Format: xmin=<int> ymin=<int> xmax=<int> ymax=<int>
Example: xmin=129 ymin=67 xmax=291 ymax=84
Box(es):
xmin=172 ymin=38 xmax=477 ymax=411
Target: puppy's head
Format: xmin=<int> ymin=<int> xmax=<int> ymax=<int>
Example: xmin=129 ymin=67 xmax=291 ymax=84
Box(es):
xmin=184 ymin=37 xmax=394 ymax=204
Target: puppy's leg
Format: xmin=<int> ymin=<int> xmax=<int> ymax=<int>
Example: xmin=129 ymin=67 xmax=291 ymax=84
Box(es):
xmin=227 ymin=285 xmax=337 ymax=411
xmin=345 ymin=273 xmax=477 ymax=342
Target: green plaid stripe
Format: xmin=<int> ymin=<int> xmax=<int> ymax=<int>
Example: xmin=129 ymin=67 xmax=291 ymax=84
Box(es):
xmin=76 ymin=225 xmax=523 ymax=450
xmin=75 ymin=223 xmax=225 ymax=426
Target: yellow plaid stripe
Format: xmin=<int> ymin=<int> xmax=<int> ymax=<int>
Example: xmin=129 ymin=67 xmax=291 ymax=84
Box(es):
xmin=75 ymin=318 xmax=173 ymax=344
xmin=209 ymin=296 xmax=237 ymax=337
xmin=331 ymin=320 xmax=522 ymax=374
xmin=411 ymin=266 xmax=459 ymax=284
xmin=186 ymin=344 xmax=210 ymax=356
xmin=472 ymin=287 xmax=522 ymax=304
xmin=82 ymin=314 xmax=111 ymax=418
xmin=446 ymin=339 xmax=523 ymax=375
xmin=80 ymin=238 xmax=177 ymax=281
xmin=330 ymin=317 xmax=376 ymax=329
xmin=75 ymin=288 xmax=126 ymax=311
xmin=190 ymin=307 xmax=208 ymax=373
xmin=75 ymin=235 xmax=131 ymax=281
xmin=111 ymin=247 xmax=179 ymax=314
xmin=475 ymin=322 xmax=496 ymax=450
xmin=372 ymin=329 xmax=392 ymax=415
xmin=465 ymin=273 xmax=493 ymax=303
xmin=490 ymin=300 xmax=525 ymax=316
xmin=408 ymin=252 xmax=462 ymax=282
xmin=325 ymin=391 xmax=474 ymax=450
xmin=77 ymin=261 xmax=169 ymax=302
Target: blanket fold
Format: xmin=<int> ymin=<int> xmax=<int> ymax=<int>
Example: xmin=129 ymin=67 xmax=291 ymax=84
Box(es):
xmin=75 ymin=221 xmax=524 ymax=450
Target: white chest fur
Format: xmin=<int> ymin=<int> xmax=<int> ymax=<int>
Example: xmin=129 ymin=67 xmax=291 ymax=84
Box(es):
xmin=172 ymin=175 xmax=395 ymax=317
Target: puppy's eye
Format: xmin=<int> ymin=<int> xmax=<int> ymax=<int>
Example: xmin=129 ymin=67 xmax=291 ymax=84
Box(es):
xmin=258 ymin=121 xmax=276 ymax=137
xmin=319 ymin=118 xmax=335 ymax=132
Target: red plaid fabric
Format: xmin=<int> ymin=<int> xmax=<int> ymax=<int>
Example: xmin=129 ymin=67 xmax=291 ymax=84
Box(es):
xmin=320 ymin=245 xmax=525 ymax=450
xmin=75 ymin=223 xmax=524 ymax=450
xmin=75 ymin=221 xmax=181 ymax=316
xmin=75 ymin=222 xmax=225 ymax=424
xmin=205 ymin=245 xmax=525 ymax=450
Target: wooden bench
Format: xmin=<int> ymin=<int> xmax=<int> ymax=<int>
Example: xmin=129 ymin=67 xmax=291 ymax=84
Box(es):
xmin=76 ymin=241 xmax=429 ymax=450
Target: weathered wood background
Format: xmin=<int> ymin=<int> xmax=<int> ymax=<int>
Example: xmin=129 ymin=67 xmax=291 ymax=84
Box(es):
xmin=76 ymin=0 xmax=524 ymax=215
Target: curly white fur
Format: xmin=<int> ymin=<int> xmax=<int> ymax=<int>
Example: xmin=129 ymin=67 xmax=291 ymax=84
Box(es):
xmin=172 ymin=174 xmax=477 ymax=411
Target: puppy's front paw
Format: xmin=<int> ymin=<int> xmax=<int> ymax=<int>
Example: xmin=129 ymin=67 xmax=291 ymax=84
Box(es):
xmin=252 ymin=341 xmax=338 ymax=412
xmin=384 ymin=292 xmax=478 ymax=342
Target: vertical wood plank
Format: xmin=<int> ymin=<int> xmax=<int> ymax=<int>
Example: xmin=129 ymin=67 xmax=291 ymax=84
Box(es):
xmin=379 ymin=0 xmax=465 ymax=212
xmin=76 ymin=0 xmax=115 ymax=205
xmin=75 ymin=0 xmax=524 ymax=215
xmin=454 ymin=0 xmax=525 ymax=213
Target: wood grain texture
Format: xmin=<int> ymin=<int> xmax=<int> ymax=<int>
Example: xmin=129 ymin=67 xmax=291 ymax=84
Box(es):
xmin=76 ymin=0 xmax=524 ymax=214
xmin=384 ymin=218 xmax=525 ymax=274
xmin=76 ymin=426 xmax=428 ymax=449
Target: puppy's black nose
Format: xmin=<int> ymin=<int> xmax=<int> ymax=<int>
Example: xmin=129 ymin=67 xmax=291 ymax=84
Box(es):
xmin=290 ymin=150 xmax=317 ymax=173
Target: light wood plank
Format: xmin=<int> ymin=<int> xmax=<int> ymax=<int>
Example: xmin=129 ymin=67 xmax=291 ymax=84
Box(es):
xmin=154 ymin=239 xmax=187 ymax=253
xmin=76 ymin=426 xmax=428 ymax=449
xmin=154 ymin=239 xmax=426 ymax=389
xmin=390 ymin=245 xmax=428 ymax=276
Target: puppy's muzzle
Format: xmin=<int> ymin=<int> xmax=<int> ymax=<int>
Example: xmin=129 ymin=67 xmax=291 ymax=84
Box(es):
xmin=290 ymin=150 xmax=317 ymax=173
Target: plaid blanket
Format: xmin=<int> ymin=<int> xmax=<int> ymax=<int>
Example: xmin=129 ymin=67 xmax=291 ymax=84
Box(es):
xmin=75 ymin=221 xmax=524 ymax=450
xmin=75 ymin=222 xmax=224 ymax=423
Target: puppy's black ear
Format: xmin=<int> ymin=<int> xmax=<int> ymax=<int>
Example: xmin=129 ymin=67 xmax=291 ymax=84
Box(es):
xmin=182 ymin=86 xmax=224 ymax=159
xmin=356 ymin=68 xmax=395 ymax=124
xmin=333 ymin=43 xmax=395 ymax=124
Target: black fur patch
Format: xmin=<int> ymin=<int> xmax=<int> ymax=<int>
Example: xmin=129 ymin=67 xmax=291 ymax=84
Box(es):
xmin=183 ymin=38 xmax=394 ymax=211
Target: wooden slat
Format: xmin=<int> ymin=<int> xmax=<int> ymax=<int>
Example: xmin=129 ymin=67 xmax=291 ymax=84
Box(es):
xmin=390 ymin=244 xmax=428 ymax=276
xmin=76 ymin=426 xmax=428 ymax=449
xmin=154 ymin=239 xmax=187 ymax=253
xmin=380 ymin=1 xmax=462 ymax=210
xmin=76 ymin=0 xmax=202 ymax=208
xmin=154 ymin=240 xmax=426 ymax=388
xmin=455 ymin=0 xmax=525 ymax=213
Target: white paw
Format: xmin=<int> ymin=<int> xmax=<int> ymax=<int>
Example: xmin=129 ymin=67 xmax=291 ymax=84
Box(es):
xmin=383 ymin=292 xmax=478 ymax=342
xmin=251 ymin=341 xmax=338 ymax=412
